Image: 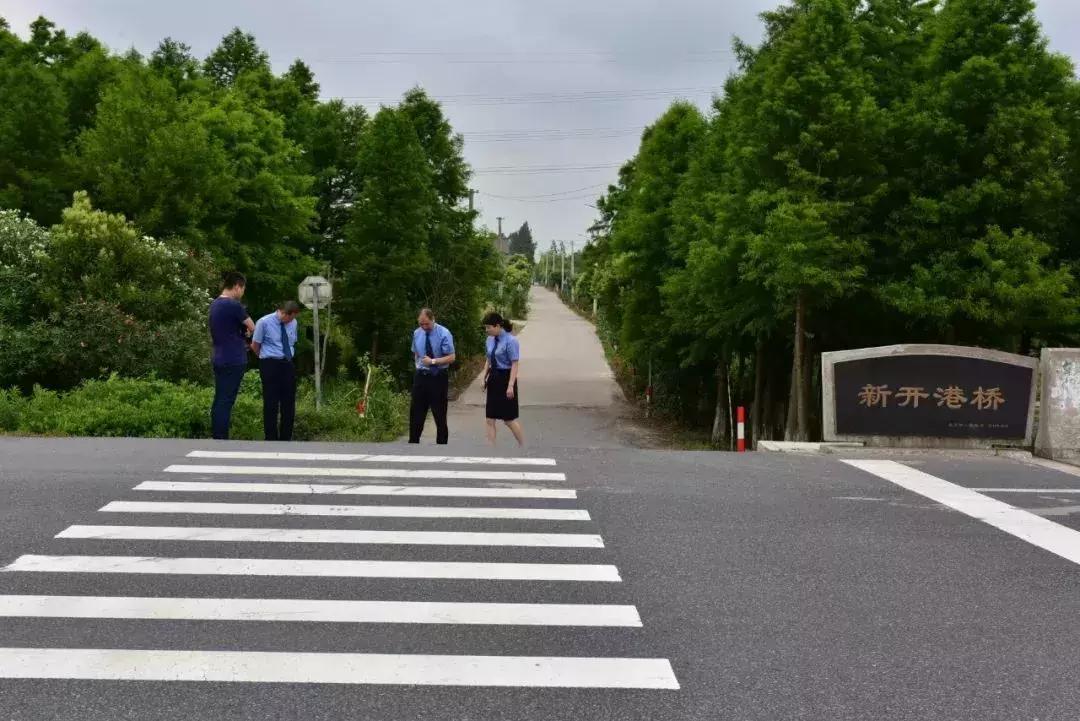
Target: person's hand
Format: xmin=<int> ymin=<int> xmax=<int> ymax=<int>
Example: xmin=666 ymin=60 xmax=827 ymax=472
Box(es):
xmin=506 ymin=386 xmax=515 ymax=400
xmin=421 ymin=356 xmax=433 ymax=367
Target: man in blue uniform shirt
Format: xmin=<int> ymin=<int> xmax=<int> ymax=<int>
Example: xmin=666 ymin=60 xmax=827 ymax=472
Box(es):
xmin=409 ymin=308 xmax=456 ymax=444
xmin=251 ymin=301 xmax=301 ymax=442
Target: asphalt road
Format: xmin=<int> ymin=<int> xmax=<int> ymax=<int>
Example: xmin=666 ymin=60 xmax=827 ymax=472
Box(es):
xmin=445 ymin=286 xmax=650 ymax=449
xmin=1 ymin=436 xmax=1079 ymax=720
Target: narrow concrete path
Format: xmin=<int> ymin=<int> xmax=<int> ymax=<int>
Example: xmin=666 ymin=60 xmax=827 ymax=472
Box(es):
xmin=444 ymin=286 xmax=647 ymax=449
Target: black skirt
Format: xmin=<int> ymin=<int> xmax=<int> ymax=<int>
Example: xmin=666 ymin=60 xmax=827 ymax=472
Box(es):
xmin=485 ymin=369 xmax=520 ymax=421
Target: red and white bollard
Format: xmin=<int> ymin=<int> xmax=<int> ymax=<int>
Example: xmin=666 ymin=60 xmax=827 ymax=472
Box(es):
xmin=736 ymin=406 xmax=746 ymax=452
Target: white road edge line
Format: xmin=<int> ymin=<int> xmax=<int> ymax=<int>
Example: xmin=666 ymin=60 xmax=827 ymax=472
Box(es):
xmin=188 ymin=450 xmax=558 ymax=466
xmin=57 ymin=525 xmax=605 ymax=548
xmin=99 ymin=501 xmax=590 ymax=522
xmin=165 ymin=464 xmax=567 ymax=482
xmin=842 ymin=459 xmax=1080 ymax=567
xmin=0 ymin=596 xmax=640 ymax=627
xmin=0 ymin=648 xmax=678 ymax=688
xmin=2 ymin=555 xmax=623 ymax=582
xmin=135 ymin=481 xmax=577 ymax=499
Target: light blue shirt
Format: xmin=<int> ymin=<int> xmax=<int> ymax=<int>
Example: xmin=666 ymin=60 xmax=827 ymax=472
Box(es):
xmin=253 ymin=312 xmax=298 ymax=360
xmin=412 ymin=323 xmax=455 ymax=373
xmin=486 ymin=330 xmax=520 ymax=370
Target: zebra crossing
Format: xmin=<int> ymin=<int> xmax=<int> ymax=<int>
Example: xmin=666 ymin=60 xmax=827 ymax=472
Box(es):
xmin=0 ymin=448 xmax=679 ymax=690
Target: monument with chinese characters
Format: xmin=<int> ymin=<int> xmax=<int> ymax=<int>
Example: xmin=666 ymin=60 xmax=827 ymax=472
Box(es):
xmin=821 ymin=344 xmax=1037 ymax=448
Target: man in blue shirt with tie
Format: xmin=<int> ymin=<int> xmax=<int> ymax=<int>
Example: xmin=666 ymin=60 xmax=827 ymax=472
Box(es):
xmin=251 ymin=301 xmax=301 ymax=441
xmin=409 ymin=308 xmax=456 ymax=444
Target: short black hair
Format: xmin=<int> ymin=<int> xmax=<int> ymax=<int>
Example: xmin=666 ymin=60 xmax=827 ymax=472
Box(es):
xmin=222 ymin=271 xmax=246 ymax=290
xmin=280 ymin=300 xmax=301 ymax=315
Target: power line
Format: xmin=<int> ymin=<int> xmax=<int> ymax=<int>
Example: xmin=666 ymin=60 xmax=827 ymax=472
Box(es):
xmin=479 ymin=183 xmax=610 ymax=199
xmin=311 ymin=49 xmax=735 ymax=56
xmin=462 ymin=126 xmax=644 ymax=137
xmin=336 ymin=87 xmax=718 ymax=106
xmin=308 ymin=50 xmax=736 ymax=65
xmin=466 ymin=133 xmax=638 ymax=144
xmin=478 ymin=191 xmax=601 ymax=204
xmin=472 ymin=163 xmax=622 ymax=176
xmin=461 ymin=127 xmax=645 ymax=143
xmin=343 ymin=87 xmax=713 ymax=100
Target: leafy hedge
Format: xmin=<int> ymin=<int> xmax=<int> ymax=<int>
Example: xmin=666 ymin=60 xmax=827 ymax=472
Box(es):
xmin=0 ymin=371 xmax=408 ymax=442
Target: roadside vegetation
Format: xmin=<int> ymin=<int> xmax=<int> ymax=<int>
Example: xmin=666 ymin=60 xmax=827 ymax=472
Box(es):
xmin=0 ymin=17 xmax=534 ymax=440
xmin=545 ymin=0 xmax=1080 ymax=448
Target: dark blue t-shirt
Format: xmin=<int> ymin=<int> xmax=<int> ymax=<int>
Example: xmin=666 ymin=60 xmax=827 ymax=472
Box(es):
xmin=209 ymin=297 xmax=250 ymax=366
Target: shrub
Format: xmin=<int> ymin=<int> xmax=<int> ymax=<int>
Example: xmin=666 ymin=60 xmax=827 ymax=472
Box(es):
xmin=0 ymin=388 xmax=26 ymax=431
xmin=0 ymin=196 xmax=214 ymax=390
xmin=293 ymin=365 xmax=409 ymax=442
xmin=2 ymin=367 xmax=407 ymax=442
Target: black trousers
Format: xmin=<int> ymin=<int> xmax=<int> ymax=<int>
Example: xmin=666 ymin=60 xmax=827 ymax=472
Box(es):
xmin=210 ymin=363 xmax=246 ymax=440
xmin=259 ymin=358 xmax=296 ymax=441
xmin=409 ymin=372 xmax=449 ymax=444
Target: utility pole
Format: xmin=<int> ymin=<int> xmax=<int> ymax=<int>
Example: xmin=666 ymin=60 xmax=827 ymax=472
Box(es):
xmin=592 ymin=262 xmax=597 ymax=317
xmin=560 ymin=242 xmax=565 ymax=292
xmin=468 ymin=189 xmax=475 ymax=212
xmin=570 ymin=241 xmax=575 ymax=304
xmin=496 ymin=217 xmax=503 ymax=237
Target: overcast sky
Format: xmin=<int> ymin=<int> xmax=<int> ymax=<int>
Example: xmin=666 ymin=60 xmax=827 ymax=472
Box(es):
xmin=4 ymin=0 xmax=1080 ymax=248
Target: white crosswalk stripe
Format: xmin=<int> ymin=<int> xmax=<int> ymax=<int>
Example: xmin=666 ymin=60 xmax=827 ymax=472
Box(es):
xmin=0 ymin=595 xmax=641 ymax=626
xmin=5 ymin=554 xmax=624 ymax=581
xmin=135 ymin=480 xmax=578 ymax=499
xmin=0 ymin=448 xmax=678 ymax=691
xmin=57 ymin=524 xmax=605 ymax=548
xmin=100 ymin=500 xmax=591 ymax=521
xmin=0 ymin=648 xmax=679 ymax=688
xmin=188 ymin=450 xmax=559 ymax=466
xmin=165 ymin=463 xmax=567 ymax=482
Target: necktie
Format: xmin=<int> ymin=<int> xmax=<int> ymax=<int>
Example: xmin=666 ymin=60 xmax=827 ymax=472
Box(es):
xmin=280 ymin=323 xmax=292 ymax=360
xmin=489 ymin=334 xmax=500 ymax=368
xmin=425 ymin=331 xmax=436 ymax=372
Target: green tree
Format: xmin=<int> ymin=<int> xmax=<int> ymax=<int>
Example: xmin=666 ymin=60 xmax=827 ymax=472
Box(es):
xmin=338 ymin=107 xmax=436 ymax=366
xmin=204 ymin=28 xmax=269 ymax=87
xmin=507 ymin=221 xmax=536 ymax=258
xmin=881 ymin=0 xmax=1078 ymax=349
xmin=150 ymin=38 xmax=202 ymax=93
xmin=304 ymin=100 xmax=368 ymax=258
xmin=606 ymin=103 xmax=706 ymax=412
xmin=398 ymin=88 xmax=500 ymax=357
xmin=283 ymin=59 xmax=319 ymax=101
xmin=727 ymin=0 xmax=887 ymax=439
xmin=498 ymin=254 xmax=534 ymax=319
xmin=0 ymin=22 xmax=69 ymax=223
xmin=74 ymin=65 xmax=317 ymax=310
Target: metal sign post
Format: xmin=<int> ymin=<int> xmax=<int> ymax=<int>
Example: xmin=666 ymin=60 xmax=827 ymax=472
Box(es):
xmin=312 ymin=284 xmax=322 ymax=411
xmin=298 ymin=275 xmax=333 ymax=412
